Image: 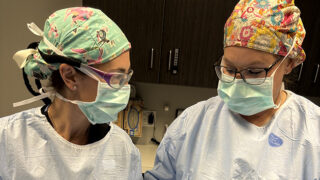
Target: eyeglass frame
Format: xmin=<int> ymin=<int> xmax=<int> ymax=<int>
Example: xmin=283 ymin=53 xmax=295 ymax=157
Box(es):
xmin=78 ymin=65 xmax=133 ymax=90
xmin=214 ymin=55 xmax=282 ymax=85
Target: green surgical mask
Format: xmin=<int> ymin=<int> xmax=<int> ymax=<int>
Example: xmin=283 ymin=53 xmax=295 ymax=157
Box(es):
xmin=56 ymin=83 xmax=130 ymax=124
xmin=218 ymin=73 xmax=280 ymax=116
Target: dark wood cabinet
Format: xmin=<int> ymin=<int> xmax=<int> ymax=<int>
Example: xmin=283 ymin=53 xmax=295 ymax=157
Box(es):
xmin=83 ymin=0 xmax=236 ymax=88
xmin=287 ymin=0 xmax=320 ymax=97
xmin=83 ymin=0 xmax=165 ymax=83
xmin=83 ymin=0 xmax=320 ymax=96
xmin=159 ymin=0 xmax=236 ymax=87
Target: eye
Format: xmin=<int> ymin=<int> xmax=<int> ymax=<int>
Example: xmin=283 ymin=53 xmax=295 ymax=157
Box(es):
xmin=109 ymin=74 xmax=127 ymax=84
xmin=223 ymin=67 xmax=236 ymax=75
xmin=247 ymin=69 xmax=264 ymax=75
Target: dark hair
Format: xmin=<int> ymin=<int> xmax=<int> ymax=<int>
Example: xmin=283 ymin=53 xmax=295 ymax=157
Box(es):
xmin=51 ymin=70 xmax=65 ymax=92
xmin=23 ymin=42 xmax=52 ymax=105
xmin=23 ymin=42 xmax=83 ymax=104
xmin=37 ymin=48 xmax=82 ymax=93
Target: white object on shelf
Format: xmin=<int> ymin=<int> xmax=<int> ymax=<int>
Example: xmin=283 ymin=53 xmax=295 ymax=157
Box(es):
xmin=163 ymin=105 xmax=170 ymax=112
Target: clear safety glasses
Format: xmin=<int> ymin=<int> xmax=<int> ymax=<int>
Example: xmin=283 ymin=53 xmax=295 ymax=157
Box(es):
xmin=78 ymin=65 xmax=133 ymax=90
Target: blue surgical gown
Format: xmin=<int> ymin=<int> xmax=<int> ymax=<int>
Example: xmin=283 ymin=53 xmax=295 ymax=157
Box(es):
xmin=144 ymin=91 xmax=320 ymax=179
xmin=0 ymin=107 xmax=143 ymax=179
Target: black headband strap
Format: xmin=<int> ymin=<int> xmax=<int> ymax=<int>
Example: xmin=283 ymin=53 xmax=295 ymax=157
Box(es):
xmin=38 ymin=50 xmax=81 ymax=68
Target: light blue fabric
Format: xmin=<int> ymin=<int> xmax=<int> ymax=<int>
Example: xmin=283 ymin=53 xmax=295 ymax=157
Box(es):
xmin=144 ymin=91 xmax=320 ymax=179
xmin=0 ymin=107 xmax=142 ymax=180
xmin=56 ymin=83 xmax=131 ymax=125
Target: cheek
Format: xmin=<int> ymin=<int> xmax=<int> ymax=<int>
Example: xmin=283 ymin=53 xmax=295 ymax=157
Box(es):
xmin=272 ymin=69 xmax=285 ymax=99
xmin=79 ymin=78 xmax=99 ymax=102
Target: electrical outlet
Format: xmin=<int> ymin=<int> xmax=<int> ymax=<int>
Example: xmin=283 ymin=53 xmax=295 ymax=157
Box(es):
xmin=142 ymin=110 xmax=156 ymax=127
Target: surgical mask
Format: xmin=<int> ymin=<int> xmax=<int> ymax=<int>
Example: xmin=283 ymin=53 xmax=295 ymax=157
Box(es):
xmin=56 ymin=83 xmax=130 ymax=125
xmin=218 ymin=39 xmax=295 ymax=116
xmin=71 ymin=65 xmax=131 ymax=124
xmin=218 ymin=73 xmax=280 ymax=116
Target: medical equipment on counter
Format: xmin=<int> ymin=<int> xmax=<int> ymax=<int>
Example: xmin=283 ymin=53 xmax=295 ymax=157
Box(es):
xmin=128 ymin=106 xmax=140 ymax=136
xmin=116 ymin=99 xmax=143 ymax=137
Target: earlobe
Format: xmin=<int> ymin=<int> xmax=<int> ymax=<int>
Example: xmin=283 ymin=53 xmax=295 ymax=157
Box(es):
xmin=59 ymin=64 xmax=78 ymax=91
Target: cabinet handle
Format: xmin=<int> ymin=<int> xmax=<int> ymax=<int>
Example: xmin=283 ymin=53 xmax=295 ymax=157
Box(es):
xmin=314 ymin=64 xmax=320 ymax=83
xmin=150 ymin=48 xmax=154 ymax=69
xmin=297 ymin=63 xmax=303 ymax=81
xmin=168 ymin=50 xmax=172 ymax=71
xmin=172 ymin=48 xmax=179 ymax=75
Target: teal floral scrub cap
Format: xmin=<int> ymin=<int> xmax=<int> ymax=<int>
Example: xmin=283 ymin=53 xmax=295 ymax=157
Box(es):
xmin=13 ymin=7 xmax=131 ymax=79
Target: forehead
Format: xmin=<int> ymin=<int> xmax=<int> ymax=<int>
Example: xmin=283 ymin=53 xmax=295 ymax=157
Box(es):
xmin=91 ymin=51 xmax=131 ymax=72
xmin=223 ymin=46 xmax=277 ymax=68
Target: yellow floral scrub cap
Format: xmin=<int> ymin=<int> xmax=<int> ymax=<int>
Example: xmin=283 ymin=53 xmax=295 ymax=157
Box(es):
xmin=223 ymin=0 xmax=306 ymax=67
xmin=13 ymin=7 xmax=131 ymax=80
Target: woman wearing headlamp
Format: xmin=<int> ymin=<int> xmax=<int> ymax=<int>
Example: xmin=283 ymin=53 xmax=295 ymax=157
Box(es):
xmin=145 ymin=0 xmax=320 ymax=179
xmin=0 ymin=7 xmax=142 ymax=179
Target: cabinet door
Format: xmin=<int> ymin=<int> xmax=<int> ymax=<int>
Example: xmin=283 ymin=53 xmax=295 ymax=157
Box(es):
xmin=159 ymin=0 xmax=237 ymax=88
xmin=294 ymin=0 xmax=320 ymax=97
xmin=83 ymin=0 xmax=164 ymax=83
xmin=306 ymin=17 xmax=320 ymax=97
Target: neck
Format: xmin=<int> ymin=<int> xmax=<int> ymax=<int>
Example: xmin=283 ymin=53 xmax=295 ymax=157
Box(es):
xmin=241 ymin=90 xmax=287 ymax=127
xmin=48 ymin=98 xmax=91 ymax=145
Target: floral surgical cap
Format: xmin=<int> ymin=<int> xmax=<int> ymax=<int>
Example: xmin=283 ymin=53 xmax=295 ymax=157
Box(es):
xmin=17 ymin=7 xmax=131 ymax=79
xmin=224 ymin=0 xmax=306 ymax=67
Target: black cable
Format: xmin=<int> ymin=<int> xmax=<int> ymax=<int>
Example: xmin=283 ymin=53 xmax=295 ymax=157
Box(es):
xmin=35 ymin=79 xmax=42 ymax=90
xmin=22 ymin=42 xmax=52 ymax=105
xmin=151 ymin=138 xmax=160 ymax=145
xmin=38 ymin=50 xmax=81 ymax=68
xmin=22 ymin=69 xmax=40 ymax=96
xmin=149 ymin=112 xmax=160 ymax=145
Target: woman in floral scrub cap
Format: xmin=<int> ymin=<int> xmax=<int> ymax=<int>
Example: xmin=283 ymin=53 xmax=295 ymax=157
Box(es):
xmin=145 ymin=0 xmax=320 ymax=179
xmin=0 ymin=7 xmax=142 ymax=179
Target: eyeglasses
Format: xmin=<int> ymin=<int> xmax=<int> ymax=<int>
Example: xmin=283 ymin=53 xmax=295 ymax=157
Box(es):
xmin=214 ymin=56 xmax=281 ymax=85
xmin=85 ymin=65 xmax=133 ymax=90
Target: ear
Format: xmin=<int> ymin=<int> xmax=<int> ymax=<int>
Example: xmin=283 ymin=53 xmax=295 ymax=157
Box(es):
xmin=59 ymin=64 xmax=79 ymax=91
xmin=284 ymin=58 xmax=295 ymax=75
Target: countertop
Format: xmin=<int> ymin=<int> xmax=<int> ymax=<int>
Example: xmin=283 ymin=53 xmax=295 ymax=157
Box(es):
xmin=135 ymin=143 xmax=158 ymax=173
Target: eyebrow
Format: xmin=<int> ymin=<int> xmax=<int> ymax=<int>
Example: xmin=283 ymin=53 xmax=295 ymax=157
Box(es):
xmin=108 ymin=67 xmax=131 ymax=73
xmin=223 ymin=57 xmax=267 ymax=68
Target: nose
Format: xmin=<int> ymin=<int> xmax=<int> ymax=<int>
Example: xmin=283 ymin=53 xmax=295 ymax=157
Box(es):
xmin=235 ymin=72 xmax=242 ymax=79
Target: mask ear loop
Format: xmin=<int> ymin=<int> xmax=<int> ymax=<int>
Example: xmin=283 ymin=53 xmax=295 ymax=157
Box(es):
xmin=76 ymin=64 xmax=101 ymax=82
xmin=13 ymin=87 xmax=55 ymax=107
xmin=271 ymin=37 xmax=297 ymax=77
xmin=273 ymin=36 xmax=297 ymax=109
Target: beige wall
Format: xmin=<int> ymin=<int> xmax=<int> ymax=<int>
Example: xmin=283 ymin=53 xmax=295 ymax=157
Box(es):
xmin=133 ymin=82 xmax=217 ymax=142
xmin=0 ymin=0 xmax=82 ymax=117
